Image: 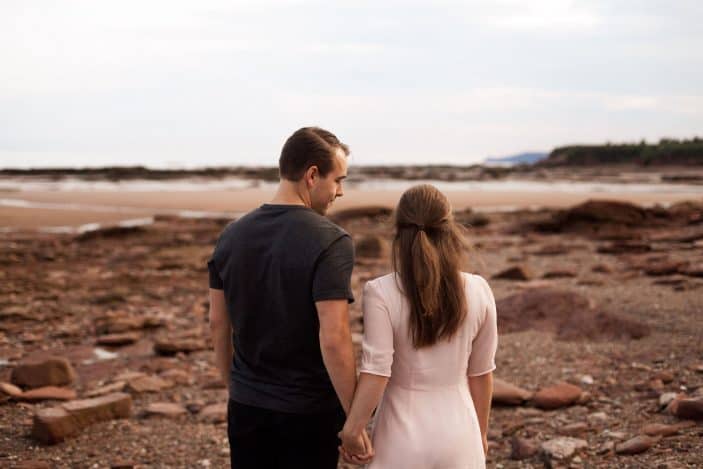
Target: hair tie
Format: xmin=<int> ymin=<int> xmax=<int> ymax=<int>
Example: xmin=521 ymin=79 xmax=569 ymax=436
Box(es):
xmin=417 ymin=224 xmax=425 ymax=231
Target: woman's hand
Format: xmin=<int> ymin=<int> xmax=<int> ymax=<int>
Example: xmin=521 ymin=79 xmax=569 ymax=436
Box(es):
xmin=338 ymin=427 xmax=374 ymax=465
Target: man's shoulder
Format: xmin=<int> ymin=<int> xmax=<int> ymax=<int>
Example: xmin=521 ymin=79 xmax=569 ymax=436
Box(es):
xmin=289 ymin=210 xmax=350 ymax=244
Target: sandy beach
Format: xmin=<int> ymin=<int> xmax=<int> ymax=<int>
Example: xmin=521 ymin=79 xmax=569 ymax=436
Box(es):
xmin=2 ymin=186 xmax=702 ymax=230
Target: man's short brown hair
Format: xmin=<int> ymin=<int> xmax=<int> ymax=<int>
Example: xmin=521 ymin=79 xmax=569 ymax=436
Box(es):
xmin=279 ymin=127 xmax=350 ymax=181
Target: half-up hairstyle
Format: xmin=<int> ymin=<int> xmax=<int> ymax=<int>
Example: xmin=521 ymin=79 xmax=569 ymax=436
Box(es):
xmin=392 ymin=184 xmax=471 ymax=348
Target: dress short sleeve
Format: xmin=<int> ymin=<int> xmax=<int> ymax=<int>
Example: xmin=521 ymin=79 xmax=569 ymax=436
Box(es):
xmin=467 ymin=275 xmax=498 ymax=377
xmin=359 ymin=280 xmax=394 ymax=377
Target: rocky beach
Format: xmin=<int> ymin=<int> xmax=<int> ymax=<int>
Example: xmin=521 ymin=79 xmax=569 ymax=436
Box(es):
xmin=1 ymin=169 xmax=702 ymax=468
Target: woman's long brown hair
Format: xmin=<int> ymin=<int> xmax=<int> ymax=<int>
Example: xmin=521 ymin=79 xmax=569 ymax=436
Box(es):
xmin=392 ymin=184 xmax=470 ymax=348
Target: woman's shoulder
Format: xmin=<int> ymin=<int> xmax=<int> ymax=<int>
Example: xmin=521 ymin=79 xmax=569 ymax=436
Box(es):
xmin=461 ymin=272 xmax=494 ymax=297
xmin=365 ymin=272 xmax=397 ymax=292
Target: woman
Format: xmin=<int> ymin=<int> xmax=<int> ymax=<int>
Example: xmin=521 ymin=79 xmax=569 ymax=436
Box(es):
xmin=340 ymin=184 xmax=498 ymax=468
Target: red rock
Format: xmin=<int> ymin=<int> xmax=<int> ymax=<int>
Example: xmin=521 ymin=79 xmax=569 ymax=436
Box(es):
xmin=329 ymin=206 xmax=392 ymax=224
xmin=354 ymin=235 xmax=387 ymax=259
xmin=84 ymin=381 xmax=126 ymax=397
xmin=154 ymin=337 xmax=207 ymax=355
xmin=32 ymin=392 xmax=132 ymax=444
xmin=591 ymin=263 xmax=613 ymax=273
xmin=533 ymin=382 xmax=583 ymax=410
xmin=159 ymin=368 xmax=193 ymax=385
xmin=652 ymin=370 xmax=674 ymax=384
xmin=144 ymin=402 xmax=187 ymax=418
xmin=510 ymin=436 xmax=539 ymax=460
xmin=492 ymin=378 xmax=533 ymax=406
xmin=0 ymin=381 xmax=24 ymax=398
xmin=199 ymin=403 xmax=227 ymax=423
xmin=679 ymin=264 xmax=703 ymax=278
xmin=560 ymin=422 xmax=589 ymax=435
xmin=641 ymin=421 xmax=695 ymax=437
xmin=95 ymin=332 xmax=140 ymax=346
xmin=493 ymin=265 xmax=534 ymax=281
xmin=615 ymin=435 xmax=660 ymax=455
xmin=673 ymin=397 xmax=703 ymax=420
xmin=15 ymin=461 xmax=51 ymax=469
xmin=11 ymin=357 xmax=77 ymax=389
xmin=126 ymin=375 xmax=173 ymax=393
xmin=531 ymin=244 xmax=571 ymax=256
xmin=644 ymin=260 xmax=688 ymax=276
xmin=110 ymin=460 xmax=136 ymax=469
xmin=542 ymin=269 xmax=577 ymax=279
xmin=19 ymin=386 xmax=77 ymax=402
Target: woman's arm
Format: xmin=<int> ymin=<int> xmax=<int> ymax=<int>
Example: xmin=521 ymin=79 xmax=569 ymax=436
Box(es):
xmin=468 ymin=372 xmax=493 ymax=456
xmin=339 ymin=373 xmax=388 ymax=456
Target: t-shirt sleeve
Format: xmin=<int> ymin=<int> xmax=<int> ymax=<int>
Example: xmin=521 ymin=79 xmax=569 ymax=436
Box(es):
xmin=312 ymin=235 xmax=355 ymax=303
xmin=359 ymin=280 xmax=394 ymax=377
xmin=467 ymin=275 xmax=498 ymax=377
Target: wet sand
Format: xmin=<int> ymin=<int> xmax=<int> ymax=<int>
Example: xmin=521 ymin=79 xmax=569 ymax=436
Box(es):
xmin=2 ymin=188 xmax=702 ymax=229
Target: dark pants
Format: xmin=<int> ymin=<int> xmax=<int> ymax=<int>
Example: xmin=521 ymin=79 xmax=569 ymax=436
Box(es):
xmin=227 ymin=399 xmax=345 ymax=469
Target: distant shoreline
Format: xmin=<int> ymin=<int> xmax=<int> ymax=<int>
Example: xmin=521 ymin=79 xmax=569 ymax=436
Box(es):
xmin=2 ymin=163 xmax=703 ymax=185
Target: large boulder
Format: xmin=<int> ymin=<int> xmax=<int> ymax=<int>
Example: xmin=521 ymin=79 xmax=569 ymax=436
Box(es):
xmin=495 ymin=287 xmax=650 ymax=341
xmin=11 ymin=357 xmax=77 ymax=389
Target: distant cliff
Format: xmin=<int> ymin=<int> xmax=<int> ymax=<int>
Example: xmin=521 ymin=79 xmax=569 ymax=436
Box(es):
xmin=538 ymin=138 xmax=703 ymax=166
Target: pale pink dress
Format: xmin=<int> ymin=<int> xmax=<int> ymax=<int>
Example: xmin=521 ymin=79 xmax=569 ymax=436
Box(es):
xmin=360 ymin=272 xmax=498 ymax=469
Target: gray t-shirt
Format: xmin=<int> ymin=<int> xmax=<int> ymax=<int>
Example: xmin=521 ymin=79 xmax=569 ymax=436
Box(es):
xmin=208 ymin=204 xmax=354 ymax=413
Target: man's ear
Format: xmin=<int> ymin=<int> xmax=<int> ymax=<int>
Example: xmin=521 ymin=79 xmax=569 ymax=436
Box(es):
xmin=305 ymin=165 xmax=319 ymax=188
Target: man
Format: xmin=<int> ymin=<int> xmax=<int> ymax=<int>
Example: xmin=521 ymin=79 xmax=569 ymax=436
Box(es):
xmin=208 ymin=127 xmax=372 ymax=468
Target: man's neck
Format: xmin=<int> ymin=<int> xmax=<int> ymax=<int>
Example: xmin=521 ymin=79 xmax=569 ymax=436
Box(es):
xmin=270 ymin=180 xmax=310 ymax=207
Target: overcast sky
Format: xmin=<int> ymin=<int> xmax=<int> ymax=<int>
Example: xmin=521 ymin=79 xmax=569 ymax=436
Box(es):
xmin=1 ymin=0 xmax=701 ymax=168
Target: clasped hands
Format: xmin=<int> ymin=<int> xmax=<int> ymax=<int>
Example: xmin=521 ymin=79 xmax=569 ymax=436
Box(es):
xmin=338 ymin=426 xmax=374 ymax=465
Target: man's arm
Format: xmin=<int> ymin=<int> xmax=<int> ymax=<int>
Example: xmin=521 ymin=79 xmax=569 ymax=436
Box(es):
xmin=316 ymin=299 xmax=357 ymax=414
xmin=468 ymin=372 xmax=493 ymax=456
xmin=209 ymin=288 xmax=233 ymax=389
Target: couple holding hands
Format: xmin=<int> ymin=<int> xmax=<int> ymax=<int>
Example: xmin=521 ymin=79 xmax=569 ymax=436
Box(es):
xmin=208 ymin=127 xmax=497 ymax=468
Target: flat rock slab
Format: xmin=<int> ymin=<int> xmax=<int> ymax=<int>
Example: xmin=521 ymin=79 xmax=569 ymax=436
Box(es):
xmin=533 ymin=382 xmax=583 ymax=410
xmin=32 ymin=392 xmax=132 ymax=444
xmin=11 ymin=357 xmax=77 ymax=389
xmin=126 ymin=375 xmax=173 ymax=393
xmin=144 ymin=402 xmax=187 ymax=418
xmin=19 ymin=386 xmax=77 ymax=402
xmin=154 ymin=338 xmax=207 ymax=355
